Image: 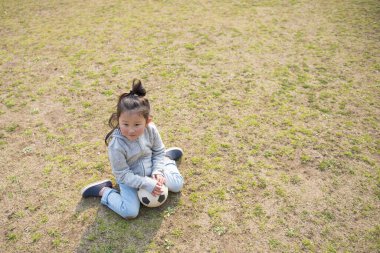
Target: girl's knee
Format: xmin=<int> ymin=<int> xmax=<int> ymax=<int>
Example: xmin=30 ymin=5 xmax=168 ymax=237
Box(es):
xmin=169 ymin=184 xmax=183 ymax=193
xmin=167 ymin=177 xmax=184 ymax=193
xmin=119 ymin=204 xmax=140 ymax=219
xmin=123 ymin=211 xmax=139 ymax=219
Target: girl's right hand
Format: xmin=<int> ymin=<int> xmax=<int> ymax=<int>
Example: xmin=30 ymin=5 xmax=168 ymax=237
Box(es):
xmin=152 ymin=181 xmax=163 ymax=196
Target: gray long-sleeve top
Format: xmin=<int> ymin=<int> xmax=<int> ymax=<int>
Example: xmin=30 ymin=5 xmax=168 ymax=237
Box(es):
xmin=107 ymin=123 xmax=166 ymax=193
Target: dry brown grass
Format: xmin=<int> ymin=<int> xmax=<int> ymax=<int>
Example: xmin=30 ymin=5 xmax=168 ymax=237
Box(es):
xmin=1 ymin=0 xmax=379 ymax=252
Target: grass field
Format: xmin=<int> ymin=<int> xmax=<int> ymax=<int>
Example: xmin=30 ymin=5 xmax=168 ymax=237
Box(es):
xmin=1 ymin=0 xmax=379 ymax=252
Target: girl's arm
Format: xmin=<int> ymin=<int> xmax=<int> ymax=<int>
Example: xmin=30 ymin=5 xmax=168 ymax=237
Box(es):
xmin=149 ymin=124 xmax=166 ymax=176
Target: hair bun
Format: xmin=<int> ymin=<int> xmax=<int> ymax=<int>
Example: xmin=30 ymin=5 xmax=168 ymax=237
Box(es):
xmin=131 ymin=79 xmax=146 ymax=97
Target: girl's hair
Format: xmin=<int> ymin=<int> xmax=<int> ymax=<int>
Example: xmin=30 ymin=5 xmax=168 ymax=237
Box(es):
xmin=105 ymin=79 xmax=150 ymax=145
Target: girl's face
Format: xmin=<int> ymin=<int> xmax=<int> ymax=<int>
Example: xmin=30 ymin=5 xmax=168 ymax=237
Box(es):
xmin=118 ymin=111 xmax=150 ymax=141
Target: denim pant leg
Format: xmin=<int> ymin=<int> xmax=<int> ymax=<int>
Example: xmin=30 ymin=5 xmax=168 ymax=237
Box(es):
xmin=100 ymin=183 xmax=140 ymax=219
xmin=163 ymin=157 xmax=184 ymax=193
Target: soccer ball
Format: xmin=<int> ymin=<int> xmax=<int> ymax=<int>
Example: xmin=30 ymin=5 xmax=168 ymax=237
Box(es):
xmin=137 ymin=184 xmax=168 ymax=208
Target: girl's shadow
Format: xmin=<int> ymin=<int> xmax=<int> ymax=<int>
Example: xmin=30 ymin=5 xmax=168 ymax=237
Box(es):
xmin=74 ymin=191 xmax=182 ymax=253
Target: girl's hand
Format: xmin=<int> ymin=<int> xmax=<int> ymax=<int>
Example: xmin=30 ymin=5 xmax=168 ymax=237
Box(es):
xmin=153 ymin=174 xmax=166 ymax=185
xmin=152 ymin=182 xmax=163 ymax=196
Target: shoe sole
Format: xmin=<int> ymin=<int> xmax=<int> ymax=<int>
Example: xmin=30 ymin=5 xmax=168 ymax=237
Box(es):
xmin=165 ymin=147 xmax=183 ymax=153
xmin=81 ymin=179 xmax=112 ymax=196
xmin=165 ymin=147 xmax=184 ymax=161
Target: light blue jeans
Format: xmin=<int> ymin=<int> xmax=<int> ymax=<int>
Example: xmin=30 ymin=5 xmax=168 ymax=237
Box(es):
xmin=100 ymin=158 xmax=183 ymax=219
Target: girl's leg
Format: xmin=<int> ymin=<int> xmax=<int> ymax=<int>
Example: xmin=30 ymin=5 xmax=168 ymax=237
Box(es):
xmin=100 ymin=183 xmax=140 ymax=219
xmin=163 ymin=157 xmax=184 ymax=193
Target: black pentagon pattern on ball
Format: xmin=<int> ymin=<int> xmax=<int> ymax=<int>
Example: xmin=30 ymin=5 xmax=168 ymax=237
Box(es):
xmin=142 ymin=197 xmax=150 ymax=205
xmin=158 ymin=194 xmax=165 ymax=203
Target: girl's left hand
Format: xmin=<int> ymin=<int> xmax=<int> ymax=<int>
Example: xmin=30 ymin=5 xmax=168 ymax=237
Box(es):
xmin=153 ymin=174 xmax=166 ymax=185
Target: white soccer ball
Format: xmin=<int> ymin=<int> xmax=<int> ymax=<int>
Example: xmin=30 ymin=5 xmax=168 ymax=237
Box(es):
xmin=138 ymin=184 xmax=168 ymax=208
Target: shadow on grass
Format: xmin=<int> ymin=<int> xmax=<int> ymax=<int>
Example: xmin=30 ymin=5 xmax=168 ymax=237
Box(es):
xmin=75 ymin=191 xmax=182 ymax=253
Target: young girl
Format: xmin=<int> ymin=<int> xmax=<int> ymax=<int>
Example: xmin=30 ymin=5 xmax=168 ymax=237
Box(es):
xmin=81 ymin=79 xmax=184 ymax=219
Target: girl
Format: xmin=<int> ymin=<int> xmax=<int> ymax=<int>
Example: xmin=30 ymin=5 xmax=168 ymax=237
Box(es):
xmin=81 ymin=79 xmax=184 ymax=219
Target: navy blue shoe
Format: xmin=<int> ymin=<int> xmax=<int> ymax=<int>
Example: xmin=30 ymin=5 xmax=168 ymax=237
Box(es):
xmin=165 ymin=147 xmax=183 ymax=161
xmin=81 ymin=179 xmax=112 ymax=198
